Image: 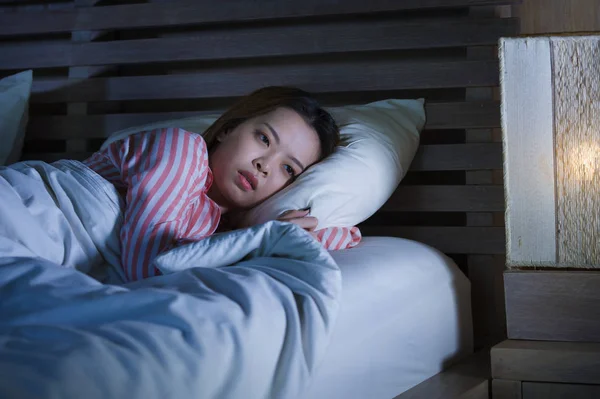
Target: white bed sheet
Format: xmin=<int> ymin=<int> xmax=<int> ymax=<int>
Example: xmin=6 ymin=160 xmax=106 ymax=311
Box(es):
xmin=304 ymin=236 xmax=473 ymax=399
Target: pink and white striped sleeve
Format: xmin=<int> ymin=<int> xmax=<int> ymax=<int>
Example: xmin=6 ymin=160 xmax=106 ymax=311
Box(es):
xmin=313 ymin=226 xmax=362 ymax=250
xmin=105 ymin=128 xmax=209 ymax=281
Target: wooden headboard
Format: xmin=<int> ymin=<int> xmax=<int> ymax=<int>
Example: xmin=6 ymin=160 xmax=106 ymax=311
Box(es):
xmin=0 ymin=0 xmax=519 ymax=348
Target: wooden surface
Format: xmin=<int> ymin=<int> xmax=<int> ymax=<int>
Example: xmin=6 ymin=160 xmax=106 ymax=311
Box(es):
xmin=522 ymin=382 xmax=600 ymax=399
xmin=383 ymin=185 xmax=504 ymax=212
xmin=395 ymin=350 xmax=491 ymax=399
xmin=0 ymin=0 xmax=522 ymax=35
xmin=491 ymin=340 xmax=600 ymax=384
xmin=459 ymin=380 xmax=489 ymax=399
xmin=515 ymin=0 xmax=600 ymax=35
xmin=30 ymin=60 xmax=500 ymax=103
xmin=504 ymin=271 xmax=600 ymax=342
xmin=468 ymin=255 xmax=507 ymax=348
xmin=0 ymin=17 xmax=518 ymax=69
xmin=492 ymin=379 xmax=521 ymax=399
xmin=466 ymin=5 xmax=508 ymax=351
xmin=65 ymin=0 xmax=102 ymax=155
xmin=26 ymin=101 xmax=502 ymax=139
xmin=412 ymin=143 xmax=502 ymax=171
xmin=360 ymin=226 xmax=504 ymax=254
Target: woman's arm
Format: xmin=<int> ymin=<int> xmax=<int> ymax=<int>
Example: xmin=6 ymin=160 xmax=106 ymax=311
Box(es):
xmin=276 ymin=209 xmax=362 ymax=250
xmin=101 ymin=128 xmax=209 ymax=281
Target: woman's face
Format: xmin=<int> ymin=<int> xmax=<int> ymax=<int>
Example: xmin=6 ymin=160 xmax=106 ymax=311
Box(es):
xmin=208 ymin=107 xmax=321 ymax=211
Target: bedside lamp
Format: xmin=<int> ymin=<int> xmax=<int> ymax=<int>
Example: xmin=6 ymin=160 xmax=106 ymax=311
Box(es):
xmin=501 ymin=35 xmax=600 ymax=269
xmin=492 ymin=34 xmax=600 ymax=398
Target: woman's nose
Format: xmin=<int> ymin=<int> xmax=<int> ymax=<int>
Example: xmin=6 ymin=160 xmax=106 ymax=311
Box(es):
xmin=255 ymin=159 xmax=270 ymax=175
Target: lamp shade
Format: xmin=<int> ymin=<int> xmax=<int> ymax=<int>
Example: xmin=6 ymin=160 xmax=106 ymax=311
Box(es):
xmin=500 ymin=36 xmax=600 ymax=268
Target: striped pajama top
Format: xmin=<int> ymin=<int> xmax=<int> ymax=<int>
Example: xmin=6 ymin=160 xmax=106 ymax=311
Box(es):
xmin=84 ymin=128 xmax=361 ymax=282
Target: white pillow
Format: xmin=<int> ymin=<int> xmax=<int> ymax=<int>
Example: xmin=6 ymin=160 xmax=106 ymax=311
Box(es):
xmin=0 ymin=70 xmax=33 ymax=165
xmin=103 ymin=99 xmax=425 ymax=229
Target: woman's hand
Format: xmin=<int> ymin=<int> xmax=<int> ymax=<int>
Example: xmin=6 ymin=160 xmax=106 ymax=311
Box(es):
xmin=277 ymin=209 xmax=318 ymax=233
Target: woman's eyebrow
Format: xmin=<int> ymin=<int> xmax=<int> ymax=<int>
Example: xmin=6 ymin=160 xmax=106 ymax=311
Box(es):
xmin=263 ymin=122 xmax=305 ymax=171
xmin=290 ymin=156 xmax=305 ymax=172
xmin=263 ymin=123 xmax=280 ymax=145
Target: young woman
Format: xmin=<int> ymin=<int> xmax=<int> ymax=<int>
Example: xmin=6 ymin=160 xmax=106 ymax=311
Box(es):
xmin=84 ymin=87 xmax=361 ymax=282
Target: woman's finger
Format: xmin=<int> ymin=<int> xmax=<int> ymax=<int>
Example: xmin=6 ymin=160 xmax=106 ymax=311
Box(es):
xmin=278 ymin=209 xmax=310 ymax=220
xmin=284 ymin=216 xmax=318 ymax=231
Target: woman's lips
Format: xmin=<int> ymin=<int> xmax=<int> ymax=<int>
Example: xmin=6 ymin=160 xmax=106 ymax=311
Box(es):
xmin=238 ymin=171 xmax=257 ymax=191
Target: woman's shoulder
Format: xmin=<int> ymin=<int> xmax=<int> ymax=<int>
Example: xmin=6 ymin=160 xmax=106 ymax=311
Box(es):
xmin=146 ymin=127 xmax=205 ymax=143
xmin=130 ymin=127 xmax=208 ymax=154
xmin=104 ymin=128 xmax=209 ymax=169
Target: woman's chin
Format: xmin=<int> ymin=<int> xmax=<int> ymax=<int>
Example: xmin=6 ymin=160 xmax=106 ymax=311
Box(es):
xmin=224 ymin=190 xmax=256 ymax=211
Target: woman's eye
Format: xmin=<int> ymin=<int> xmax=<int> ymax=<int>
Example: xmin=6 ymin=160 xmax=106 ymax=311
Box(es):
xmin=257 ymin=131 xmax=269 ymax=146
xmin=284 ymin=164 xmax=295 ymax=177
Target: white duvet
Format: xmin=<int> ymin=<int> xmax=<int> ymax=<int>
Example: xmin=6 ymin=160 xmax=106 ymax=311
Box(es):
xmin=0 ymin=160 xmax=341 ymax=399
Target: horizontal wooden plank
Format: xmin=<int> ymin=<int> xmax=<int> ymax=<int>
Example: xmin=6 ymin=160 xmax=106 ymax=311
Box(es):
xmin=0 ymin=0 xmax=522 ymax=36
xmin=26 ymin=101 xmax=501 ymax=140
xmin=384 ymin=185 xmax=504 ymax=212
xmin=30 ymin=59 xmax=500 ymax=103
xmin=20 ymin=143 xmax=503 ymax=172
xmin=426 ymin=101 xmax=501 ymax=129
xmin=0 ymin=17 xmax=517 ymax=69
xmin=523 ymin=382 xmax=600 ymax=399
xmin=411 ymin=143 xmax=503 ymax=171
xmin=395 ymin=350 xmax=490 ymax=399
xmin=26 ymin=112 xmax=214 ymax=140
xmin=491 ymin=340 xmax=600 ymax=385
xmin=504 ymin=271 xmax=600 ymax=342
xmin=492 ymin=379 xmax=521 ymax=399
xmin=359 ymin=226 xmax=505 ymax=254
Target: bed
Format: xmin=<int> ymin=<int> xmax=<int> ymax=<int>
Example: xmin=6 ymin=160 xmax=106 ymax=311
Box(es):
xmin=0 ymin=0 xmax=518 ymax=397
xmin=306 ymin=237 xmax=472 ymax=399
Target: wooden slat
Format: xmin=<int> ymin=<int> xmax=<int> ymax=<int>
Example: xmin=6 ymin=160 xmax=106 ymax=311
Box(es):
xmin=359 ymin=226 xmax=505 ymax=254
xmin=492 ymin=379 xmax=521 ymax=399
xmin=522 ymin=382 xmax=600 ymax=399
xmin=20 ymin=143 xmax=503 ymax=172
xmin=465 ymin=5 xmax=507 ymax=352
xmin=516 ymin=0 xmax=600 ymax=35
xmin=469 ymin=255 xmax=507 ymax=349
xmin=395 ymin=350 xmax=491 ymax=399
xmin=411 ymin=143 xmax=502 ymax=171
xmin=426 ymin=101 xmax=501 ymax=129
xmin=0 ymin=0 xmax=522 ymax=36
xmin=0 ymin=17 xmax=518 ymax=69
xmin=65 ymin=0 xmax=102 ymax=155
xmin=491 ymin=340 xmax=600 ymax=385
xmin=30 ymin=59 xmax=500 ymax=103
xmin=504 ymin=271 xmax=600 ymax=342
xmin=0 ymin=1 xmax=74 ymax=11
xmin=27 ymin=112 xmax=213 ymax=140
xmin=26 ymin=101 xmax=501 ymax=140
xmin=383 ymin=185 xmax=504 ymax=212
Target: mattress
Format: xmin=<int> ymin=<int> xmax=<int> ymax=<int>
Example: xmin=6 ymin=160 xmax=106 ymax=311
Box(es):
xmin=304 ymin=236 xmax=473 ymax=399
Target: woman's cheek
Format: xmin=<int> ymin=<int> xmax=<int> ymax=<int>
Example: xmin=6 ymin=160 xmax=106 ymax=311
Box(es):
xmin=263 ymin=180 xmax=279 ymax=199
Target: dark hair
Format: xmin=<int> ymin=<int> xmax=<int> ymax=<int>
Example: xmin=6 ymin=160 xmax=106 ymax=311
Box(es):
xmin=204 ymin=86 xmax=339 ymax=160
